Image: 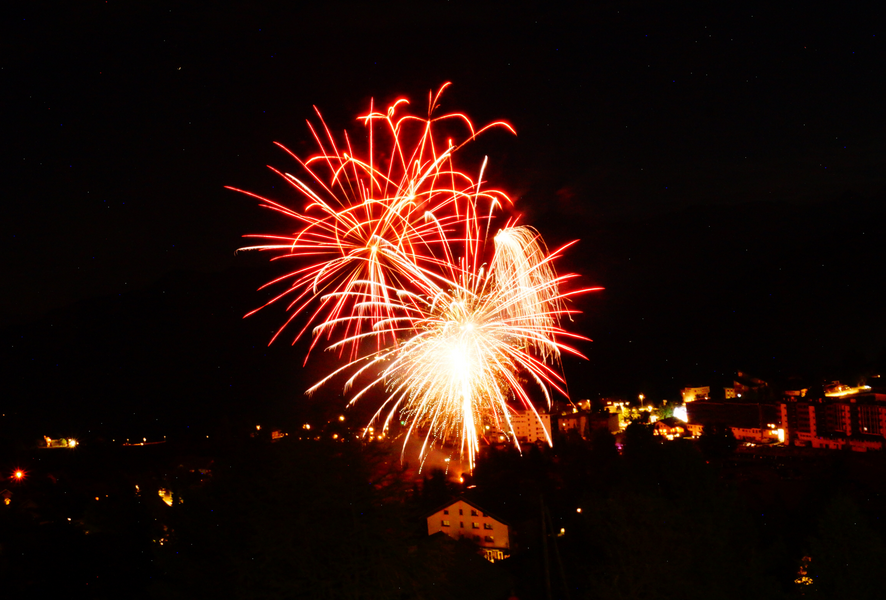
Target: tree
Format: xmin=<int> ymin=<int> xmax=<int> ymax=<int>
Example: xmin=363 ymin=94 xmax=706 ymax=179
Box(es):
xmin=698 ymin=423 xmax=737 ymax=460
xmin=153 ymin=439 xmax=455 ymax=599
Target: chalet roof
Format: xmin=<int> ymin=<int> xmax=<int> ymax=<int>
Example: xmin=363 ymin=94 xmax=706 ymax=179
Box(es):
xmin=425 ymin=495 xmax=511 ymax=526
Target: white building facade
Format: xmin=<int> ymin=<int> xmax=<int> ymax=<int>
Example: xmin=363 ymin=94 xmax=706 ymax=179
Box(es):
xmin=427 ymin=498 xmax=511 ymax=562
xmin=510 ymin=410 xmax=552 ymax=444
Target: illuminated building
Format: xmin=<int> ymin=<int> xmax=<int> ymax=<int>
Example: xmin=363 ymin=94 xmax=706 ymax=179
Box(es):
xmin=426 ymin=497 xmax=511 ymax=563
xmin=682 ymin=372 xmax=769 ymax=403
xmin=510 ymin=410 xmax=552 ymax=444
xmin=780 ymin=384 xmax=886 ymax=451
xmin=681 ymin=386 xmax=710 ymax=403
xmin=672 ymin=405 xmax=688 ymax=422
xmin=42 ymin=436 xmax=78 ymax=449
xmin=683 ymin=401 xmax=782 ymax=443
xmin=683 ymin=422 xmax=782 ymax=443
xmin=652 ymin=418 xmax=686 ymax=440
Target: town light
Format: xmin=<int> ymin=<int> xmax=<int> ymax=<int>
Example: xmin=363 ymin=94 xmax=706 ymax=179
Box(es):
xmin=158 ymin=488 xmax=173 ymax=507
xmin=673 ymin=406 xmax=688 ymax=422
xmin=13 ymin=469 xmax=24 ymax=481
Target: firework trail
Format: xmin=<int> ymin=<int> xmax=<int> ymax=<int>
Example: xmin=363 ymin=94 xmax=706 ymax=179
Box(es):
xmin=234 ymin=84 xmax=598 ymax=468
xmin=309 ymin=237 xmax=592 ymax=469
xmin=229 ymin=83 xmax=514 ymax=356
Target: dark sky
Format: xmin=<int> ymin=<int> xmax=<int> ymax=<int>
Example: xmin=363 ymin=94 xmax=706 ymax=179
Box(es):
xmin=3 ymin=1 xmax=885 ymax=411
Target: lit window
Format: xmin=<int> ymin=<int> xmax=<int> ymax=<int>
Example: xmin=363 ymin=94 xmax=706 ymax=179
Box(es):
xmin=472 ymin=522 xmax=480 ymax=529
xmin=441 ymin=520 xmax=450 ymax=527
xmin=471 ymin=509 xmax=478 ymax=516
xmin=484 ymin=523 xmax=493 ymax=530
xmin=484 ymin=535 xmax=495 ymax=543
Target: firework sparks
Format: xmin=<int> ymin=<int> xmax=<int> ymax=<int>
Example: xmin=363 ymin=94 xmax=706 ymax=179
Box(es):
xmin=230 ymin=83 xmax=514 ymax=356
xmin=236 ymin=84 xmax=598 ymax=469
xmin=311 ymin=249 xmax=593 ymax=469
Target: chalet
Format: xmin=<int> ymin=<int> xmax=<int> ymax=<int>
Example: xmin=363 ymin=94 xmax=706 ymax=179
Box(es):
xmin=426 ymin=497 xmax=511 ymax=562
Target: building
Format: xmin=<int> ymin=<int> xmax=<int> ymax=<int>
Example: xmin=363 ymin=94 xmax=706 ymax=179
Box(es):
xmin=42 ymin=436 xmax=78 ymax=449
xmin=510 ymin=409 xmax=552 ymax=444
xmin=683 ymin=422 xmax=783 ymax=443
xmin=557 ymin=411 xmax=618 ymax=438
xmin=682 ymin=372 xmax=769 ymax=403
xmin=652 ymin=418 xmax=687 ymax=440
xmin=681 ymin=386 xmax=710 ymax=403
xmin=780 ymin=386 xmax=886 ymax=452
xmin=684 ymin=401 xmax=782 ymax=443
xmin=426 ymin=497 xmax=511 ymax=562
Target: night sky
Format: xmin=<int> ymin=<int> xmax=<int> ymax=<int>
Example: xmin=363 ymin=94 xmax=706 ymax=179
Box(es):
xmin=3 ymin=1 xmax=885 ymax=421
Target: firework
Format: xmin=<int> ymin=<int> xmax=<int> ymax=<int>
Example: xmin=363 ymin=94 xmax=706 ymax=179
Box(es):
xmin=237 ymin=84 xmax=597 ymax=468
xmin=230 ymin=83 xmax=514 ymax=355
xmin=310 ymin=244 xmax=592 ymax=469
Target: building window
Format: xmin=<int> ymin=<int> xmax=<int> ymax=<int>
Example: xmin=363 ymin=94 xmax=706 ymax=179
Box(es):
xmin=472 ymin=522 xmax=480 ymax=529
xmin=460 ymin=521 xmax=464 ymax=528
xmin=443 ymin=509 xmax=449 ymax=515
xmin=484 ymin=549 xmax=505 ymax=562
xmin=442 ymin=520 xmax=450 ymax=527
xmin=861 ymin=406 xmax=881 ymax=435
xmin=827 ymin=404 xmax=845 ymax=433
xmin=484 ymin=535 xmax=495 ymax=543
xmin=484 ymin=523 xmax=493 ymax=530
xmin=459 ymin=508 xmax=463 ymax=515
xmin=471 ymin=509 xmax=478 ymax=516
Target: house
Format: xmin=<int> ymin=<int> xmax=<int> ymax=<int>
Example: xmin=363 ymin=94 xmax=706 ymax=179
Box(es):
xmin=427 ymin=497 xmax=511 ymax=562
xmin=652 ymin=417 xmax=687 ymax=440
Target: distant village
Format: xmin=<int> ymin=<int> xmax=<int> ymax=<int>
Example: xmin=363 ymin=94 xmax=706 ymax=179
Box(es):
xmin=5 ymin=369 xmax=886 ymax=598
xmin=478 ymin=370 xmax=886 ymax=455
xmin=424 ymin=370 xmax=886 ymax=564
